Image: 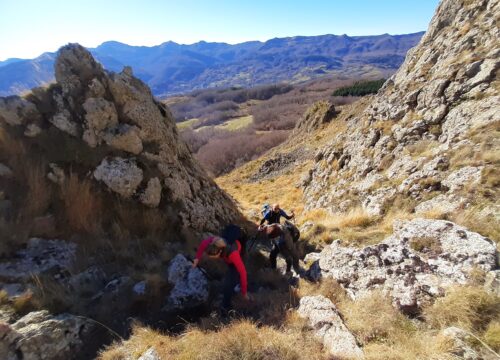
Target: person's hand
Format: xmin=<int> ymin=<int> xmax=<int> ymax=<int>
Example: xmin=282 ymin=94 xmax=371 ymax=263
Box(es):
xmin=192 ymin=258 xmax=199 ymax=268
xmin=243 ymin=293 xmax=252 ymax=301
xmin=258 ymin=225 xmax=264 ymax=231
xmin=291 ymin=211 xmax=295 ymax=218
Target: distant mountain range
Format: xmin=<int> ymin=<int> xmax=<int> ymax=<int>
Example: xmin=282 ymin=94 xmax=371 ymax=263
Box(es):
xmin=0 ymin=32 xmax=424 ymax=96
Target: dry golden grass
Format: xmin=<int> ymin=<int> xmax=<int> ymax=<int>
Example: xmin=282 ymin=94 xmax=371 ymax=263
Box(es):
xmin=424 ymin=286 xmax=500 ymax=332
xmin=17 ymin=162 xmax=53 ymax=218
xmin=451 ymin=207 xmax=500 ymax=244
xmin=31 ymin=274 xmax=76 ymax=313
xmin=484 ymin=321 xmax=500 ymax=352
xmin=218 ymin=169 xmax=306 ymax=222
xmin=60 ymin=172 xmax=102 ymax=234
xmin=99 ymin=320 xmax=329 ymax=360
xmin=298 ymin=277 xmax=349 ymax=306
xmin=12 ymin=290 xmax=38 ymax=315
xmin=405 ymin=139 xmax=439 ymax=158
xmin=336 ymin=208 xmax=375 ymax=228
xmin=115 ymin=203 xmax=170 ymax=238
xmin=363 ymin=333 xmax=455 ymax=360
xmin=371 ymin=119 xmax=396 ymax=136
xmin=0 ymin=289 xmax=9 ymax=305
xmin=299 ymin=208 xmax=388 ymax=247
xmin=0 ymin=125 xmax=26 ymax=159
xmin=342 ymin=291 xmax=414 ymax=344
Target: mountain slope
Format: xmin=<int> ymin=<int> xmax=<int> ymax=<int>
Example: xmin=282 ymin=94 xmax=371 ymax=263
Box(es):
xmin=219 ymin=0 xmax=499 ymax=248
xmin=0 ymin=32 xmax=423 ymax=96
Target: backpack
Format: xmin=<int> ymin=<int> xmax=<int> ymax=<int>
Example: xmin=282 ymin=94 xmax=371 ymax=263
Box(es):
xmin=261 ymin=204 xmax=271 ymax=218
xmin=284 ymin=220 xmax=300 ymax=242
xmin=221 ymin=224 xmax=248 ymax=257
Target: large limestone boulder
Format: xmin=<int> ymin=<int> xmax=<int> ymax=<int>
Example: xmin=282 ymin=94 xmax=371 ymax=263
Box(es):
xmin=314 ymin=219 xmax=497 ymax=314
xmin=164 ymin=254 xmax=209 ymax=311
xmin=298 ymin=295 xmax=364 ymax=359
xmin=0 ymin=310 xmax=95 ymax=360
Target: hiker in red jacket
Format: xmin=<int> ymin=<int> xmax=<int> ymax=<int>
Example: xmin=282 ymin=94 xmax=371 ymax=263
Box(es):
xmin=193 ymin=224 xmax=249 ymax=311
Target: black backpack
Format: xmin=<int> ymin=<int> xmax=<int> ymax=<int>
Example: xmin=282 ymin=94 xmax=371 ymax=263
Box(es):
xmin=221 ymin=224 xmax=248 ymax=257
xmin=284 ymin=220 xmax=300 ymax=242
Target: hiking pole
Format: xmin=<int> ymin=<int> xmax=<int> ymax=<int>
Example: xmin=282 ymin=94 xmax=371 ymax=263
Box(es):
xmin=247 ymin=234 xmax=258 ymax=253
xmin=183 ymin=254 xmax=213 ymax=280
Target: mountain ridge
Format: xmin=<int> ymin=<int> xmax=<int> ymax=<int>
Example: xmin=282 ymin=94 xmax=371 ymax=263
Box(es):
xmin=0 ymin=32 xmax=424 ymax=96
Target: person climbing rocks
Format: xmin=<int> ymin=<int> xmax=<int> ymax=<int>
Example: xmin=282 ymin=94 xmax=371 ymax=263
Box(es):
xmin=259 ymin=203 xmax=294 ymax=227
xmin=257 ymin=204 xmax=302 ymax=275
xmin=193 ymin=224 xmax=249 ymax=312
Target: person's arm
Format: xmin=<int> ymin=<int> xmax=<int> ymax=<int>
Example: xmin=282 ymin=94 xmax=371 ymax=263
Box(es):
xmin=260 ymin=211 xmax=271 ymax=225
xmin=280 ymin=209 xmax=294 ymax=220
xmin=228 ymin=251 xmax=247 ymax=297
xmin=195 ymin=237 xmax=213 ymax=262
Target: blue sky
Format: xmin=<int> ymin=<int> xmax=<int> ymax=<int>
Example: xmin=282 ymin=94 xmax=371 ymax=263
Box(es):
xmin=0 ymin=0 xmax=439 ymax=61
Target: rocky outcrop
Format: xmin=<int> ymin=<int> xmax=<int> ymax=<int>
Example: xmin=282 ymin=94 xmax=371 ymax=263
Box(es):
xmin=250 ymin=148 xmax=309 ymax=182
xmin=308 ymin=219 xmax=497 ymax=314
xmin=164 ymin=254 xmax=209 ymax=311
xmin=0 ymin=44 xmax=239 ymax=232
xmin=298 ymin=295 xmax=364 ymax=359
xmin=294 ymin=101 xmax=337 ymax=134
xmin=0 ymin=310 xmax=96 ymax=360
xmin=440 ymin=327 xmax=479 ymax=360
xmin=0 ymin=238 xmax=76 ymax=282
xmin=303 ymin=0 xmax=499 ymax=216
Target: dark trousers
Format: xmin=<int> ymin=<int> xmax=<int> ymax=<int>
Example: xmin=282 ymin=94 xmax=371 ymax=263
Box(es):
xmin=269 ymin=231 xmax=301 ymax=273
xmin=222 ymin=264 xmax=239 ymax=310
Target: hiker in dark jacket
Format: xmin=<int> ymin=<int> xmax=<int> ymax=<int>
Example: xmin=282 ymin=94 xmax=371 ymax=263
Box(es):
xmin=258 ymin=222 xmax=302 ymax=275
xmin=193 ymin=224 xmax=249 ymax=311
xmin=259 ymin=203 xmax=294 ymax=227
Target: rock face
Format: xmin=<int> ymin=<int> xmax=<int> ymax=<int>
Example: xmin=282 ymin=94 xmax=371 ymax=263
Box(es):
xmin=298 ymin=295 xmax=364 ymax=359
xmin=0 ymin=238 xmax=76 ymax=282
xmin=0 ymin=310 xmax=95 ymax=360
xmin=311 ymin=219 xmax=497 ymax=314
xmin=303 ymin=0 xmax=499 ymax=216
xmin=164 ymin=254 xmax=209 ymax=311
xmin=0 ymin=43 xmax=239 ymax=233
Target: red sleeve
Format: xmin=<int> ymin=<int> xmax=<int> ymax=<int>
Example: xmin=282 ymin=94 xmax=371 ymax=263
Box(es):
xmin=195 ymin=237 xmax=213 ymax=261
xmin=228 ymin=251 xmax=247 ymax=296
